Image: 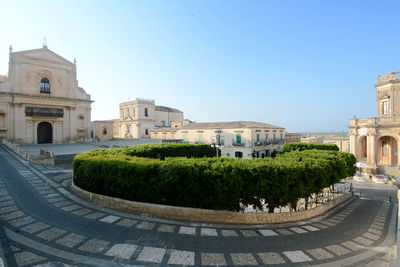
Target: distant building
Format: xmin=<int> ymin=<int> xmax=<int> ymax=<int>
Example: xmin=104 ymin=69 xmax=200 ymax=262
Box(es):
xmin=118 ymin=98 xmax=183 ymax=139
xmin=151 ymin=121 xmax=286 ymax=158
xmin=301 ymin=136 xmax=324 ymax=143
xmin=323 ymin=137 xmax=350 ymax=152
xmin=0 ymin=45 xmax=92 ymax=144
xmin=349 ymin=71 xmax=400 ymax=175
xmin=285 ymin=133 xmax=302 ymax=143
xmin=91 ymin=120 xmax=115 ymax=141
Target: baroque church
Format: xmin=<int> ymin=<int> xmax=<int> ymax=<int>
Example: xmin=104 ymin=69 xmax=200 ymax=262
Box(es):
xmin=349 ymin=71 xmax=400 ymax=175
xmin=0 ymin=45 xmax=92 ymax=144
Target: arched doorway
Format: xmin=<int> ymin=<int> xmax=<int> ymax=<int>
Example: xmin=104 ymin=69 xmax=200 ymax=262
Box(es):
xmin=37 ymin=122 xmax=52 ymax=144
xmin=358 ymin=136 xmax=367 ymax=161
xmin=378 ymin=136 xmax=397 ymax=166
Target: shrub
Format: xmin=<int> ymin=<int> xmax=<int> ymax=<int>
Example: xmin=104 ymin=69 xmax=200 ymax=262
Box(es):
xmin=73 ymin=148 xmax=354 ymax=212
xmin=282 ymin=142 xmax=339 ymax=153
xmin=98 ymin=143 xmax=219 ymax=159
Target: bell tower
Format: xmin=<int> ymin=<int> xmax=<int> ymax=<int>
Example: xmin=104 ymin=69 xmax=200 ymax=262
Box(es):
xmin=376 ymin=71 xmax=400 ymax=117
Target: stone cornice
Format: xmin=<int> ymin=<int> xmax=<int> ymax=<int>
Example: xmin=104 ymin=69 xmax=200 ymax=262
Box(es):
xmin=0 ymin=91 xmax=93 ymax=104
xmin=375 ymin=79 xmax=400 ymax=87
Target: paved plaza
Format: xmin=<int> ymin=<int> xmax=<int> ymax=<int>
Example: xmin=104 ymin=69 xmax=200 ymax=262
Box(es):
xmin=17 ymin=139 xmax=161 ymax=156
xmin=0 ymin=144 xmax=397 ymax=266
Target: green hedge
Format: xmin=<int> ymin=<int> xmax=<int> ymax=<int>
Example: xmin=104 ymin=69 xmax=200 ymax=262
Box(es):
xmin=73 ymin=148 xmax=356 ymax=212
xmin=281 ymin=142 xmax=339 ymax=153
xmin=96 ymin=143 xmax=219 ymax=159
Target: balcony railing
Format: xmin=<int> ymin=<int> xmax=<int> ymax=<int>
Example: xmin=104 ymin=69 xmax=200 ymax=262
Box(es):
xmin=350 ymin=116 xmax=400 ymax=127
xmin=254 ymin=139 xmax=285 ymax=146
xmin=232 ymin=140 xmax=245 ymax=147
xmin=377 ymin=71 xmax=400 ymax=84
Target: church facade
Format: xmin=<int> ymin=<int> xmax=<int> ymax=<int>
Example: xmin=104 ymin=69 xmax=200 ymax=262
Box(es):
xmin=349 ymin=71 xmax=400 ymax=175
xmin=0 ymin=45 xmax=92 ymax=144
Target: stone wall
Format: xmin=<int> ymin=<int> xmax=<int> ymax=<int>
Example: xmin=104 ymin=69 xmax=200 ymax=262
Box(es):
xmin=71 ymin=180 xmax=353 ymax=224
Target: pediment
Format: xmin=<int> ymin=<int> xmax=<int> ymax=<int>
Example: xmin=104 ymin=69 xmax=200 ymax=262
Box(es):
xmin=380 ymin=94 xmax=390 ymax=100
xmin=13 ymin=48 xmax=74 ymax=67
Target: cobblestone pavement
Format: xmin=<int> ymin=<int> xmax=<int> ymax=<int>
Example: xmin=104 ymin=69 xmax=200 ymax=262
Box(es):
xmin=0 ymin=144 xmax=397 ymax=266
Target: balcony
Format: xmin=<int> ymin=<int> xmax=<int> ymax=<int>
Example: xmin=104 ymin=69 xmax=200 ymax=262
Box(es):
xmin=350 ymin=116 xmax=400 ymax=127
xmin=232 ymin=140 xmax=245 ymax=147
xmin=254 ymin=139 xmax=285 ymax=146
xmin=377 ymin=71 xmax=400 ymax=85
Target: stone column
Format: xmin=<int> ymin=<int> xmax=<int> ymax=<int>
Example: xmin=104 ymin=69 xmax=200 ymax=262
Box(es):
xmin=9 ymin=103 xmax=14 ymax=141
xmin=350 ymin=131 xmax=357 ymax=160
xmin=397 ymin=140 xmax=400 ymax=167
xmin=33 ymin=121 xmax=37 ymax=144
xmin=369 ymin=133 xmax=376 ymax=165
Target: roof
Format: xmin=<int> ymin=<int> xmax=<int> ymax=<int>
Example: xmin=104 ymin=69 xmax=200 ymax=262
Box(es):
xmin=155 ymin=105 xmax=182 ymax=113
xmin=180 ymin=121 xmax=284 ymax=130
xmin=151 ymin=127 xmax=178 ymax=132
xmin=12 ymin=46 xmax=74 ymax=66
xmin=92 ymin=120 xmax=116 ymax=124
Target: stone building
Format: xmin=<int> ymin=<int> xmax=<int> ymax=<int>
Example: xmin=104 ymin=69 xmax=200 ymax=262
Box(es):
xmin=151 ymin=121 xmax=286 ymax=158
xmin=349 ymin=71 xmax=400 ymax=175
xmin=118 ymin=98 xmax=183 ymax=139
xmin=91 ymin=120 xmax=115 ymax=141
xmin=0 ymin=45 xmax=92 ymax=144
xmin=323 ymin=137 xmax=350 ymax=153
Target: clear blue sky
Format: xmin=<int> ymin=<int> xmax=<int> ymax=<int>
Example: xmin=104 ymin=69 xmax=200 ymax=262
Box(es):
xmin=1 ymin=0 xmax=399 ymax=132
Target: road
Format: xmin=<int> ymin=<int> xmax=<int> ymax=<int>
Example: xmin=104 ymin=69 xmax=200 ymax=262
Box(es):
xmin=0 ymin=144 xmax=397 ymax=266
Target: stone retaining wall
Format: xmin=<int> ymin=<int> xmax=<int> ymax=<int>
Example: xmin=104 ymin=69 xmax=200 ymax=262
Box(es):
xmin=71 ymin=180 xmax=354 ymax=224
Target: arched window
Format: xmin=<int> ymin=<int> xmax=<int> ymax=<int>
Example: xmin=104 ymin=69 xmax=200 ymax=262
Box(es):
xmin=145 ymin=108 xmax=148 ymax=117
xmin=103 ymin=128 xmax=107 ymax=135
xmin=40 ymin=78 xmax=50 ymax=93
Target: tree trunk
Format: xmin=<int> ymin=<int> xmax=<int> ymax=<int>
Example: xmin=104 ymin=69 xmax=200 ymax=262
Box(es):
xmin=268 ymin=206 xmax=274 ymax=213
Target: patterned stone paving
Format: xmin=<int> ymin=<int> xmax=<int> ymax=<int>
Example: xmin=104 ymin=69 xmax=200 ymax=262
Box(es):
xmin=0 ymin=145 xmax=395 ymax=266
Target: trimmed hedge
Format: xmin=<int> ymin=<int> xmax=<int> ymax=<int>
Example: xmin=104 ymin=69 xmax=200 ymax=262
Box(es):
xmin=73 ymin=147 xmax=356 ymax=212
xmin=97 ymin=143 xmax=219 ymax=159
xmin=281 ymin=142 xmax=339 ymax=153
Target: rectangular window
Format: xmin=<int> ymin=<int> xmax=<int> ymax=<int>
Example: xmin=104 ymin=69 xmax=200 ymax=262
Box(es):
xmin=383 ymin=101 xmax=388 ymax=115
xmin=236 ymin=134 xmax=241 ymax=144
xmin=183 ymin=133 xmax=187 ymax=142
xmin=273 ymin=133 xmax=276 ymax=141
xmin=257 ymin=134 xmax=260 ymax=142
xmin=280 ymin=133 xmax=283 ymax=140
xmin=198 ymin=134 xmax=203 ymax=143
xmin=266 ymin=134 xmax=268 ymax=142
xmin=217 ymin=134 xmax=221 ymax=145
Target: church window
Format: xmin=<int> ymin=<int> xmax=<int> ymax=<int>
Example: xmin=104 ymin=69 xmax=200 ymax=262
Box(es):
xmin=40 ymin=78 xmax=50 ymax=93
xmin=145 ymin=108 xmax=148 ymax=117
xmin=383 ymin=101 xmax=388 ymax=115
xmin=78 ymin=115 xmax=84 ymax=129
xmin=103 ymin=128 xmax=107 ymax=135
